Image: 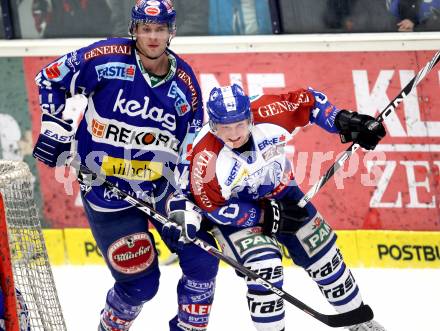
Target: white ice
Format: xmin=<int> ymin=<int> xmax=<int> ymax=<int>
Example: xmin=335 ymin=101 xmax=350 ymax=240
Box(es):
xmin=53 ymin=265 xmax=440 ymax=331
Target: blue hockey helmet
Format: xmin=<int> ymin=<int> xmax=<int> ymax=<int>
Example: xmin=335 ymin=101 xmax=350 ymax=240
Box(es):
xmin=129 ymin=0 xmax=176 ymax=35
xmin=207 ymin=84 xmax=251 ymax=126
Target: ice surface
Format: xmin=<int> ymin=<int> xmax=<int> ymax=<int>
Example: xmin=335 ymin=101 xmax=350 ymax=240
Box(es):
xmin=53 ymin=265 xmax=440 ymax=330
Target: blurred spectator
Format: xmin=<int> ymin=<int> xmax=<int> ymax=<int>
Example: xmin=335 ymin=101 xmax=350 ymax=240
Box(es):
xmin=174 ymin=0 xmax=209 ymax=35
xmin=31 ymin=0 xmax=112 ymax=37
xmin=280 ymin=0 xmax=395 ymax=33
xmin=175 ymin=0 xmax=272 ymax=36
xmin=106 ymin=0 xmax=132 ymax=37
xmin=388 ymin=0 xmax=440 ymax=31
xmin=209 ymin=0 xmax=272 ymax=35
xmin=348 ymin=0 xmax=396 ymax=32
xmin=323 ymin=0 xmax=357 ymax=31
xmin=0 ymin=5 xmax=4 ymax=38
xmin=1 ymin=0 xmax=22 ymax=38
xmin=279 ymin=0 xmax=327 ymax=33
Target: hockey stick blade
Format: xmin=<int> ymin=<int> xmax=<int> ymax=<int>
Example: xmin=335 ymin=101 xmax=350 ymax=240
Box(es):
xmin=319 ymin=304 xmax=373 ymax=328
xmin=298 ymin=49 xmax=440 ymax=208
xmin=69 ymin=159 xmax=373 ymax=328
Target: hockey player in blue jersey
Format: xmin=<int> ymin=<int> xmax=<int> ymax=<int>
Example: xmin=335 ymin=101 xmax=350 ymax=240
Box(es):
xmin=32 ymin=1 xmax=218 ymax=330
xmin=0 ymin=285 xmax=30 ymax=331
xmin=163 ymin=84 xmax=387 ymax=330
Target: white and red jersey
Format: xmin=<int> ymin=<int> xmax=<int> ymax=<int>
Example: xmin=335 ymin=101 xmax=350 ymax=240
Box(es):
xmin=189 ymin=88 xmax=341 ymax=220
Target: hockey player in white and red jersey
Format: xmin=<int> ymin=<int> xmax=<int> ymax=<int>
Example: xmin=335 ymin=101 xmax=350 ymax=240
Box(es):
xmin=162 ymin=84 xmax=387 ymax=331
xmin=32 ymin=1 xmax=219 ymax=330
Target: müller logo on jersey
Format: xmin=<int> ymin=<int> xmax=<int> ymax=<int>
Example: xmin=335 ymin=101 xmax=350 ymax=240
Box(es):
xmin=108 ymin=232 xmax=155 ymax=274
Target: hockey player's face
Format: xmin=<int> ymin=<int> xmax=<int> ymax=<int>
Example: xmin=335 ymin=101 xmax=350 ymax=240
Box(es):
xmin=135 ymin=23 xmax=170 ymax=58
xmin=216 ymin=119 xmax=251 ymax=148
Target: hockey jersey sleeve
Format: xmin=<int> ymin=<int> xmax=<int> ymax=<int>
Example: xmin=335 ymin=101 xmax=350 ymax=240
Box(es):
xmin=34 ymin=40 xmax=130 ymax=120
xmin=251 ymin=87 xmax=342 ymax=134
xmin=202 ymin=197 xmax=262 ymax=228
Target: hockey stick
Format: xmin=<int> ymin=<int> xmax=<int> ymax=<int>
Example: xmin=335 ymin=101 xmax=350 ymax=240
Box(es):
xmin=69 ymin=159 xmax=373 ymax=328
xmin=298 ymin=50 xmax=440 ymax=208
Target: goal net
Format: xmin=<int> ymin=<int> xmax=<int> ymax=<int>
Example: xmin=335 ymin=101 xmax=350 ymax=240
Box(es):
xmin=0 ymin=160 xmax=67 ymax=331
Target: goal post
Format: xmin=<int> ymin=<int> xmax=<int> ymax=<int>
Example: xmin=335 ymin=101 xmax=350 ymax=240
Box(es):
xmin=0 ymin=160 xmax=67 ymax=331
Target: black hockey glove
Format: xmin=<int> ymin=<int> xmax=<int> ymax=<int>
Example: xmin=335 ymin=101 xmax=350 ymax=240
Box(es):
xmin=262 ymin=199 xmax=310 ymax=236
xmin=335 ymin=110 xmax=386 ymax=150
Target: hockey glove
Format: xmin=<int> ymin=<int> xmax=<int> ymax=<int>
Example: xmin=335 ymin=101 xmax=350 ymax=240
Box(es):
xmin=262 ymin=199 xmax=310 ymax=236
xmin=335 ymin=110 xmax=386 ymax=150
xmin=32 ymin=113 xmax=75 ymax=167
xmin=162 ymin=195 xmax=202 ymax=251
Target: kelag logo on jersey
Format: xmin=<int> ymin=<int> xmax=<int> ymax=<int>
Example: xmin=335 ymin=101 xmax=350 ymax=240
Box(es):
xmin=112 ymin=89 xmax=177 ymax=131
xmin=168 ymin=81 xmax=191 ymax=116
xmin=95 ymin=62 xmax=136 ymax=82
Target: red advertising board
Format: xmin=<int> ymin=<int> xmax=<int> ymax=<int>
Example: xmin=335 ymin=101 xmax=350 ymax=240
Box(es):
xmin=23 ymin=51 xmax=440 ymax=230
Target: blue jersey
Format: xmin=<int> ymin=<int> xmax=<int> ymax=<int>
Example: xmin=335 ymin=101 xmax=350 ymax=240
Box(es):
xmin=35 ymin=38 xmax=203 ymax=209
xmin=389 ymin=0 xmax=440 ymax=23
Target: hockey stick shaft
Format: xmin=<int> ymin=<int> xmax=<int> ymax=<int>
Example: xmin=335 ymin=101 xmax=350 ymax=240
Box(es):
xmin=69 ymin=159 xmax=373 ymax=327
xmin=298 ymin=50 xmax=440 ymax=208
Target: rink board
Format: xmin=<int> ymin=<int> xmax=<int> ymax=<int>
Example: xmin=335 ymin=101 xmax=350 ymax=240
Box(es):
xmin=1 ymin=36 xmax=440 ymax=271
xmin=9 ymin=48 xmax=439 ymax=232
xmin=42 ymin=228 xmax=440 ymax=268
